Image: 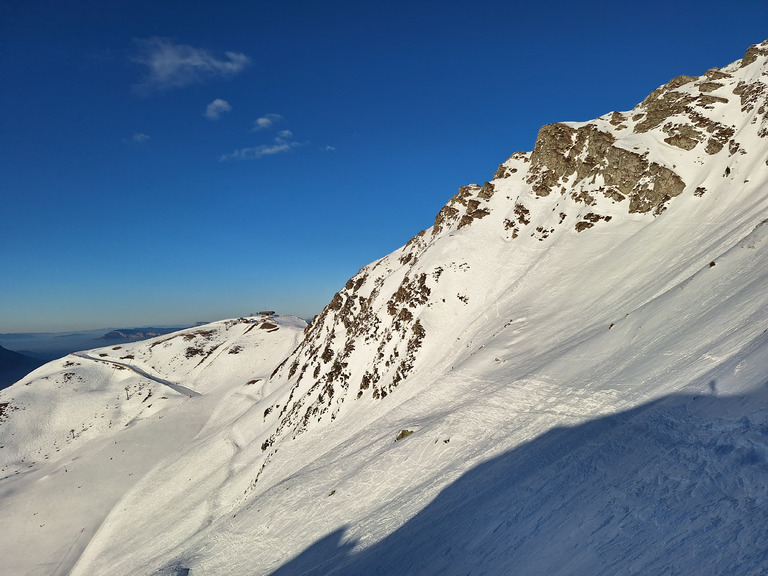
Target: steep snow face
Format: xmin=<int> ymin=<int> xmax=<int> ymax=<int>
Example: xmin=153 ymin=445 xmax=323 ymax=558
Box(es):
xmin=257 ymin=39 xmax=768 ymax=462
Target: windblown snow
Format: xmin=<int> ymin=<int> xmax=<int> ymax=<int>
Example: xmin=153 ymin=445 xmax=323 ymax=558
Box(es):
xmin=2 ymin=40 xmax=768 ymax=576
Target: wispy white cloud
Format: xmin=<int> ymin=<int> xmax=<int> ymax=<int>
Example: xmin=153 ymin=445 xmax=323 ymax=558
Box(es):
xmin=252 ymin=113 xmax=283 ymax=131
xmin=123 ymin=133 xmax=151 ymax=144
xmin=322 ymin=145 xmax=336 ymax=152
xmin=220 ymin=131 xmax=303 ymax=161
xmin=204 ymin=98 xmax=232 ymax=120
xmin=131 ymin=37 xmax=249 ymax=93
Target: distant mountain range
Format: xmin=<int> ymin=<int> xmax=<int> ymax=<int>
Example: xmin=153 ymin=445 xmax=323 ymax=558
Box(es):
xmin=99 ymin=327 xmax=190 ymax=341
xmin=0 ymin=345 xmax=43 ymax=390
xmin=0 ymin=325 xmax=193 ymax=363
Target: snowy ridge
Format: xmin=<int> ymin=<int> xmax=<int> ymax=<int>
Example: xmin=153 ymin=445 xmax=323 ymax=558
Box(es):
xmin=1 ymin=40 xmax=768 ymax=576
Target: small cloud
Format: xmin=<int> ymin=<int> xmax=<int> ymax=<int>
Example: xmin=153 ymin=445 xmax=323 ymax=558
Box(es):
xmin=322 ymin=145 xmax=336 ymax=152
xmin=204 ymin=98 xmax=232 ymax=120
xmin=220 ymin=131 xmax=303 ymax=161
xmin=252 ymin=113 xmax=283 ymax=131
xmin=124 ymin=133 xmax=150 ymax=144
xmin=222 ymin=143 xmax=291 ymax=160
xmin=131 ymin=37 xmax=250 ymax=93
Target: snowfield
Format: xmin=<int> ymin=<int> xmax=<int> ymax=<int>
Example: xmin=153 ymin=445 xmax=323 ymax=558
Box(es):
xmin=2 ymin=40 xmax=768 ymax=575
xmin=0 ymin=316 xmax=306 ymax=576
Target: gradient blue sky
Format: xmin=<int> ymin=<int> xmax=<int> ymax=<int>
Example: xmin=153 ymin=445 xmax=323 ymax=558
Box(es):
xmin=2 ymin=0 xmax=766 ymax=332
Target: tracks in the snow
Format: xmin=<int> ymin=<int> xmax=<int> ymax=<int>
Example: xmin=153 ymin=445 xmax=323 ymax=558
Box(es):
xmin=72 ymin=352 xmax=201 ymax=398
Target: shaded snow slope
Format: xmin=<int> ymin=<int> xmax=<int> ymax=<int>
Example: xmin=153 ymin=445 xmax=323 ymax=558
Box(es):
xmin=267 ymin=387 xmax=768 ymax=576
xmin=2 ymin=40 xmax=768 ymax=576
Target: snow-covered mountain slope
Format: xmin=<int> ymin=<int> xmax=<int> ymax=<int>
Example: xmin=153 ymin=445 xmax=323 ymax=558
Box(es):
xmin=252 ymin=39 xmax=768 ymax=455
xmin=2 ymin=40 xmax=768 ymax=576
xmin=0 ymin=315 xmax=305 ymax=576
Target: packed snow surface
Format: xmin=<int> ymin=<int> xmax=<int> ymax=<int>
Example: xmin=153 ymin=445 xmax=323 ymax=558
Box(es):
xmin=2 ymin=41 xmax=768 ymax=575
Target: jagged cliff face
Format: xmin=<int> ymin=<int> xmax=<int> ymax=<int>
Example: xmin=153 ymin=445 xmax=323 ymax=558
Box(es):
xmin=256 ymin=40 xmax=768 ymax=474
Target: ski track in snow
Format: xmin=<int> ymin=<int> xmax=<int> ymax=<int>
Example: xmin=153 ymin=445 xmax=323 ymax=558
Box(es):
xmin=72 ymin=351 xmax=201 ymax=398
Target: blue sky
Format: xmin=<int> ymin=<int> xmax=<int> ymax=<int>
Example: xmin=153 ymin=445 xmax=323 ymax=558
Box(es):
xmin=1 ymin=0 xmax=766 ymax=333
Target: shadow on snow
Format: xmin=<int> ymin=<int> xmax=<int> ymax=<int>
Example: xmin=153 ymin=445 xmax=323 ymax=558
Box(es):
xmin=269 ymin=384 xmax=768 ymax=576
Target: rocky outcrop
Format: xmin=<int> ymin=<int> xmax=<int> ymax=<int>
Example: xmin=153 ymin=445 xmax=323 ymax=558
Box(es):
xmin=634 ymin=85 xmax=734 ymax=154
xmin=740 ymin=39 xmax=768 ymax=68
xmin=432 ymin=183 xmax=494 ymax=235
xmin=526 ymin=123 xmax=685 ymax=214
xmin=261 ymin=259 xmax=433 ymax=455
